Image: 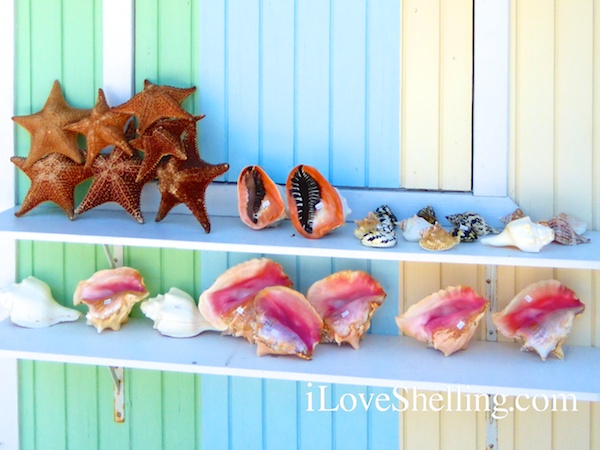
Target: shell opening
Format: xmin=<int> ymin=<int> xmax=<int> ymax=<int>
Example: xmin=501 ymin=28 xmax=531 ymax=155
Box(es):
xmin=243 ymin=167 xmax=266 ymax=224
xmin=289 ymin=165 xmax=321 ymax=235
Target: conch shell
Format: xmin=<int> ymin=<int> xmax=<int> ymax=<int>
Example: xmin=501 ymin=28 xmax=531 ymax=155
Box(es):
xmin=0 ymin=276 xmax=81 ymax=328
xmin=493 ymin=280 xmax=585 ymax=360
xmin=286 ymin=165 xmax=350 ymax=239
xmin=480 ymin=216 xmax=554 ymax=253
xmin=396 ymin=286 xmax=489 ymax=356
xmin=354 ymin=205 xmax=398 ymax=248
xmin=237 ymin=165 xmax=287 ymax=229
xmin=198 ymin=258 xmax=292 ymax=341
xmin=419 ymin=222 xmax=460 ymax=251
xmin=141 ymin=287 xmax=216 ymax=338
xmin=306 ymin=271 xmax=387 ymax=349
xmin=555 ymin=212 xmax=587 ymax=235
xmin=73 ymin=266 xmax=149 ymax=332
xmin=399 ymin=215 xmax=432 ymax=242
xmin=544 ymin=217 xmax=590 ymax=246
xmin=252 ymin=286 xmax=323 ymax=359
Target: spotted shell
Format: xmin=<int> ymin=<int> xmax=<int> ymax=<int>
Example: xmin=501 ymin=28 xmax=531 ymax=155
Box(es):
xmin=545 ymin=217 xmax=590 ymax=246
xmin=500 ymin=208 xmax=526 ymax=225
xmin=450 ymin=225 xmax=479 ymax=242
xmin=446 ymin=212 xmax=499 ymax=236
xmin=419 ymin=223 xmax=460 ymax=251
xmin=417 ymin=205 xmax=437 ymax=225
xmin=361 ymin=230 xmax=397 ymax=248
xmin=373 ymin=205 xmax=398 ymax=227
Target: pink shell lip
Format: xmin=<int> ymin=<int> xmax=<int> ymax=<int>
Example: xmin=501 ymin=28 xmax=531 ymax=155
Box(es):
xmin=306 ymin=270 xmax=386 ymax=349
xmin=396 ymin=285 xmax=489 ymax=356
xmin=252 ymin=286 xmax=323 ymax=360
xmin=73 ymin=267 xmax=148 ymax=304
xmin=493 ymin=279 xmax=585 ymax=360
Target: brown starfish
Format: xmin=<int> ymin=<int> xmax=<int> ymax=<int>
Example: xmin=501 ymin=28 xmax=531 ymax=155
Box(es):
xmin=129 ymin=115 xmax=205 ymax=182
xmin=11 ymin=153 xmax=93 ymax=220
xmin=112 ymin=80 xmax=196 ymax=135
xmin=64 ymin=88 xmax=134 ymax=167
xmin=75 ymin=148 xmax=155 ymax=223
xmin=12 ymin=80 xmax=91 ymax=168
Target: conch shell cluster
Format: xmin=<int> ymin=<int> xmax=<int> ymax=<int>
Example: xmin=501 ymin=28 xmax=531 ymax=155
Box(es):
xmin=141 ymin=287 xmax=215 ymax=338
xmin=493 ymin=280 xmax=585 ymax=360
xmin=73 ymin=266 xmax=149 ymax=332
xmin=0 ymin=276 xmax=81 ymax=328
xmin=306 ymin=270 xmax=387 ymax=349
xmin=396 ymin=286 xmax=489 ymax=356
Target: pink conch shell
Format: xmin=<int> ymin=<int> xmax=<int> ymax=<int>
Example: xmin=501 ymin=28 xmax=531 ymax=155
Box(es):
xmin=544 ymin=217 xmax=590 ymax=246
xmin=400 ymin=215 xmax=432 ymax=242
xmin=396 ymin=286 xmax=489 ymax=356
xmin=252 ymin=286 xmax=323 ymax=359
xmin=480 ymin=216 xmax=554 ymax=252
xmin=419 ymin=222 xmax=459 ymax=251
xmin=306 ymin=271 xmax=386 ymax=349
xmin=198 ymin=258 xmax=292 ymax=341
xmin=73 ymin=266 xmax=149 ymax=333
xmin=237 ymin=165 xmax=287 ymax=230
xmin=492 ymin=280 xmax=585 ymax=360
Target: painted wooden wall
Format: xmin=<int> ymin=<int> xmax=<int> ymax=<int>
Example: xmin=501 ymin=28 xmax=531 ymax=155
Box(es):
xmin=11 ymin=0 xmax=600 ymax=449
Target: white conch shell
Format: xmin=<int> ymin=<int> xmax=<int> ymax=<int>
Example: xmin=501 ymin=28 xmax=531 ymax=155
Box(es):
xmin=480 ymin=216 xmax=554 ymax=253
xmin=399 ymin=215 xmax=432 ymax=242
xmin=0 ymin=276 xmax=80 ymax=328
xmin=141 ymin=287 xmax=216 ymax=338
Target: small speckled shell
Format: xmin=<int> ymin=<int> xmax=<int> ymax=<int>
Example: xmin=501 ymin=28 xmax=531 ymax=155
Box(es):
xmin=419 ymin=223 xmax=460 ymax=251
xmin=450 ymin=225 xmax=479 ymax=243
xmin=417 ymin=205 xmax=437 ymax=225
xmin=545 ymin=217 xmax=590 ymax=246
xmin=361 ymin=230 xmax=397 ymax=248
xmin=445 ymin=212 xmax=499 ymax=236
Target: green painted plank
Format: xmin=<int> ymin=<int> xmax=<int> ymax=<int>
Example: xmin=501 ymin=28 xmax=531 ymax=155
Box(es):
xmin=65 ymin=365 xmax=100 ymax=450
xmin=32 ymin=362 xmax=67 ymax=450
xmin=125 ymin=247 xmax=162 ymax=317
xmin=18 ymin=360 xmax=36 ymax=450
xmin=97 ymin=366 xmax=130 ymax=449
xmin=160 ymin=248 xmax=197 ymax=295
xmin=135 ymin=0 xmax=159 ymax=89
xmin=129 ymin=369 xmax=163 ymax=450
xmin=162 ymin=372 xmax=199 ymax=449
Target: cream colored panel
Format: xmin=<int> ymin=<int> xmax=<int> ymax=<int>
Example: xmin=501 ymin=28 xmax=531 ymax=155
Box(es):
xmin=553 ymin=403 xmax=591 ymax=449
xmin=514 ymin=404 xmax=552 ymax=450
xmin=439 ymin=0 xmax=473 ymax=191
xmin=402 ymin=391 xmax=441 ymax=450
xmin=440 ymin=392 xmax=478 ymax=450
xmin=511 ymin=0 xmax=555 ymax=220
xmin=595 ymin=0 xmax=600 ymax=231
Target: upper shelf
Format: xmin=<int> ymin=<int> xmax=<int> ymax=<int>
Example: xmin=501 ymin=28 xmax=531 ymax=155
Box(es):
xmin=0 ymin=183 xmax=598 ymax=269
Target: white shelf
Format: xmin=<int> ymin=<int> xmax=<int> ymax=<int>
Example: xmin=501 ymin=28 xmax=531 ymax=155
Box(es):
xmin=0 ymin=318 xmax=597 ymax=400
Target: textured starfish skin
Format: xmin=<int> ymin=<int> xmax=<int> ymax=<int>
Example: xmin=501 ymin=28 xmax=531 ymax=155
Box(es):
xmin=112 ymin=80 xmax=196 ymax=134
xmin=12 ymin=80 xmax=90 ymax=168
xmin=65 ymin=88 xmax=134 ymax=167
xmin=75 ymin=148 xmax=155 ymax=223
xmin=12 ymin=153 xmax=93 ymax=219
xmin=156 ymin=157 xmax=230 ymax=233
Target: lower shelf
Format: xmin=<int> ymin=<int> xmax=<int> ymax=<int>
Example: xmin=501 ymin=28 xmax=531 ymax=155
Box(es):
xmin=0 ymin=318 xmax=598 ymax=401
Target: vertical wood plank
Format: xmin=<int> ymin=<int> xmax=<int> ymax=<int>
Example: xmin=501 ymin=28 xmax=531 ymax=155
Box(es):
xmin=162 ymin=372 xmax=199 ymax=450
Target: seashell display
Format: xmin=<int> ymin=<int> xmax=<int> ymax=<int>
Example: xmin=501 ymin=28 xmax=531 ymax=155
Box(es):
xmin=286 ymin=164 xmax=350 ymax=239
xmin=450 ymin=225 xmax=479 ymax=243
xmin=480 ymin=216 xmax=554 ymax=253
xmin=141 ymin=287 xmax=216 ymax=338
xmin=198 ymin=258 xmax=292 ymax=341
xmin=361 ymin=230 xmax=397 ymax=248
xmin=419 ymin=222 xmax=460 ymax=251
xmin=399 ymin=215 xmax=432 ymax=242
xmin=445 ymin=211 xmax=499 ymax=237
xmin=73 ymin=266 xmax=149 ymax=333
xmin=416 ymin=205 xmax=437 ymax=225
xmin=544 ymin=217 xmax=590 ymax=246
xmin=0 ymin=276 xmax=81 ymax=328
xmin=373 ymin=204 xmax=398 ymax=229
xmin=237 ymin=165 xmax=287 ymax=230
xmin=396 ymin=286 xmax=489 ymax=356
xmin=306 ymin=271 xmax=386 ymax=349
xmin=555 ymin=212 xmax=587 ymax=235
xmin=493 ymin=280 xmax=585 ymax=360
xmin=252 ymin=286 xmax=323 ymax=360
xmin=499 ymin=208 xmax=526 ymax=225
xmin=354 ymin=204 xmax=398 ymax=248
xmin=354 ymin=212 xmax=384 ymax=240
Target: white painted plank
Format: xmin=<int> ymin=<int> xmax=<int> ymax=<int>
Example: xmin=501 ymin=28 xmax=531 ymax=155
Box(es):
xmin=472 ymin=0 xmax=510 ymax=197
xmin=0 ymin=0 xmax=19 ymax=448
xmin=0 ymin=318 xmax=596 ymax=401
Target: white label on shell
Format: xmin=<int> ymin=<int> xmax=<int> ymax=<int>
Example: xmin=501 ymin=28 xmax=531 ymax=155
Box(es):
xmin=104 ymin=298 xmax=112 ymax=305
xmin=315 ymin=202 xmax=324 ymax=211
xmin=525 ymin=295 xmax=533 ymax=303
xmin=236 ymin=306 xmax=245 ymax=314
xmin=456 ymin=320 xmax=465 ymax=330
xmin=341 ymin=310 xmax=349 ymax=318
xmin=261 ymin=200 xmax=271 ymax=209
xmin=459 ymin=224 xmax=469 ymax=231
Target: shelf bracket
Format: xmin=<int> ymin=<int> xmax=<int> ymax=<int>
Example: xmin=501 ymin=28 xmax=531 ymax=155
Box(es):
xmin=103 ymin=244 xmax=125 ymax=423
xmin=485 ymin=265 xmax=499 ymax=450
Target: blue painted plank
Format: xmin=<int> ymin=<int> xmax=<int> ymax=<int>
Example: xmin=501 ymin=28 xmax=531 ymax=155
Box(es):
xmin=298 ymin=381 xmax=333 ymax=450
xmin=230 ymin=377 xmax=264 ymax=450
xmin=331 ymin=0 xmax=367 ymax=187
xmin=260 ymin=0 xmax=296 ymax=183
xmin=226 ymin=0 xmax=260 ymax=181
xmin=201 ymin=375 xmax=230 ymax=450
xmin=367 ymin=386 xmax=401 ymax=450
xmin=264 ymin=379 xmax=298 ymax=450
xmin=295 ymin=0 xmax=331 ymax=172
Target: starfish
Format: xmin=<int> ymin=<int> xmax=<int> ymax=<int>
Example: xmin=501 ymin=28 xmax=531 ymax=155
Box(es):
xmin=130 ymin=115 xmax=205 ymax=182
xmin=11 ymin=153 xmax=93 ymax=220
xmin=12 ymin=80 xmax=91 ymax=168
xmin=112 ymin=80 xmax=196 ymax=135
xmin=75 ymin=148 xmax=155 ymax=224
xmin=64 ymin=88 xmax=134 ymax=167
xmin=155 ymin=155 xmax=230 ymax=233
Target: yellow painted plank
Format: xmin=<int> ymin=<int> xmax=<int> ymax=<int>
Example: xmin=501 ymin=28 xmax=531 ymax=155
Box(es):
xmin=439 ymin=0 xmax=472 ymax=191
xmin=594 ymin=0 xmax=600 ymax=232
xmin=553 ymin=402 xmax=591 ymax=449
